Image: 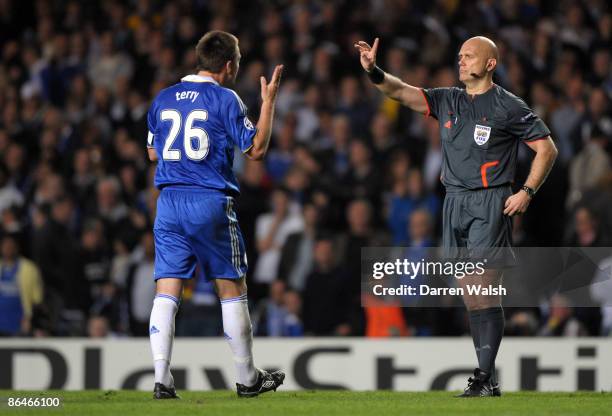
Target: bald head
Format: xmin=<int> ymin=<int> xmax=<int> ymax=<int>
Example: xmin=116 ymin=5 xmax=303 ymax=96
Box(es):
xmin=464 ymin=36 xmax=499 ymax=61
xmin=458 ymin=36 xmax=499 ymax=85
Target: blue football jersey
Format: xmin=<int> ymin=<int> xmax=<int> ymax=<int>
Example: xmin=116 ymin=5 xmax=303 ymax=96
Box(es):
xmin=147 ymin=74 xmax=256 ymax=195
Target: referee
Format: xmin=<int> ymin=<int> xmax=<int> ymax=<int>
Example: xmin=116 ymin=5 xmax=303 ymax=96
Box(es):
xmin=355 ymin=36 xmax=558 ymax=396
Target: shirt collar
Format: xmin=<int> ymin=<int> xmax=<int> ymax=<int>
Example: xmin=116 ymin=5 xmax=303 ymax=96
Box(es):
xmin=181 ymin=74 xmax=218 ymax=84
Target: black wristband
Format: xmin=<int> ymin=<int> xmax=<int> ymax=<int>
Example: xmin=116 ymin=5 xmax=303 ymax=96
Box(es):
xmin=367 ymin=65 xmax=385 ymax=84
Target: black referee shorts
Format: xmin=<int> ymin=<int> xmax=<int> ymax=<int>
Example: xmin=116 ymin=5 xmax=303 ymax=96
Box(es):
xmin=442 ymin=185 xmax=516 ymax=269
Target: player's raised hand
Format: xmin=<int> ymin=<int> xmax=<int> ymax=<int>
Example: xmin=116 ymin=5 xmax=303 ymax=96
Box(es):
xmin=261 ymin=64 xmax=284 ymax=103
xmin=354 ymin=38 xmax=379 ymax=72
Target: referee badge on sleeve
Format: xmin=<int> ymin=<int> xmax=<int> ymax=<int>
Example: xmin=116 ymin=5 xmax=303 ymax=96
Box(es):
xmin=474 ymin=124 xmax=491 ymax=146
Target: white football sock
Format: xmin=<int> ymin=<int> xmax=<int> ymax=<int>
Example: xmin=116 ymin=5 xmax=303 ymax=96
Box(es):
xmin=221 ymin=294 xmax=258 ymax=386
xmin=149 ymin=294 xmax=179 ymax=387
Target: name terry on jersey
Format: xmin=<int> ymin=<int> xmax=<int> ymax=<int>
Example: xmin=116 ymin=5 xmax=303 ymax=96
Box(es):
xmin=175 ymin=91 xmax=200 ymax=103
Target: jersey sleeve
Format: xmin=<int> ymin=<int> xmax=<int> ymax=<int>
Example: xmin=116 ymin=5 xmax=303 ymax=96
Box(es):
xmin=146 ymin=99 xmax=158 ymax=149
xmin=420 ymin=87 xmax=451 ymax=120
xmin=223 ymin=90 xmax=257 ymax=153
xmin=507 ymin=98 xmax=551 ymax=142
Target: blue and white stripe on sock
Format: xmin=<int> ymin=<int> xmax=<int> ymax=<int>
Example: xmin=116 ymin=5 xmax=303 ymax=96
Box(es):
xmin=155 ymin=293 xmax=180 ymax=305
xmin=220 ymin=293 xmax=248 ymax=304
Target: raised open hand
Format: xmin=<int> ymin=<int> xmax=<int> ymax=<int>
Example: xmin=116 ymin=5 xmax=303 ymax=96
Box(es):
xmin=260 ymin=64 xmax=284 ymax=102
xmin=354 ymin=38 xmax=380 ymax=72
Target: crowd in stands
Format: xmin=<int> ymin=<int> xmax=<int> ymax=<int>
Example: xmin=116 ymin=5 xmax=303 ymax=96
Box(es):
xmin=0 ymin=0 xmax=611 ymax=338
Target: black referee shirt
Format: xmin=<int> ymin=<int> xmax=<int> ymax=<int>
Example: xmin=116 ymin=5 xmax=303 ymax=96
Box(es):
xmin=421 ymin=84 xmax=551 ymax=190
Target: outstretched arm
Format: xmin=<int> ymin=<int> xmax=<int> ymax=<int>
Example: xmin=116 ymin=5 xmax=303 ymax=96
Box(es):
xmin=354 ymin=38 xmax=428 ymax=114
xmin=246 ymin=64 xmax=284 ymax=161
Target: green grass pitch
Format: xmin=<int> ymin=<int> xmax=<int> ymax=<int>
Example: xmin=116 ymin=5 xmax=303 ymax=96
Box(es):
xmin=1 ymin=390 xmax=611 ymax=415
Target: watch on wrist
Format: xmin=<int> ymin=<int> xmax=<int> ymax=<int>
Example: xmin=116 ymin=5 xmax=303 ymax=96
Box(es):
xmin=521 ymin=185 xmax=536 ymax=198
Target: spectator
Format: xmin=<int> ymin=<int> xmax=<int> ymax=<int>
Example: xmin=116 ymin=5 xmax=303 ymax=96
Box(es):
xmin=89 ymin=281 xmax=125 ymax=335
xmin=387 ymin=169 xmax=440 ymax=245
xmin=266 ymin=117 xmax=296 ymax=183
xmin=71 ymin=148 xmax=97 ymax=206
xmin=237 ymin=159 xmax=272 ymax=281
xmin=369 ymin=111 xmax=399 ymax=169
xmin=550 ymin=75 xmax=586 ymax=162
xmin=176 ymin=272 xmax=222 ymax=337
xmin=0 ymin=164 xmax=23 ymax=214
xmin=318 ymin=115 xmax=352 ymax=179
xmin=567 ymin=129 xmax=611 ymax=208
xmin=278 ymin=202 xmax=318 ymax=291
xmin=88 ymin=32 xmax=134 ymax=92
xmin=505 ymin=311 xmax=540 ymax=336
xmin=538 ymin=294 xmax=588 ymax=336
xmin=80 ymin=219 xmax=111 ymax=296
xmin=87 ymin=315 xmax=111 ymax=338
xmin=295 ymin=84 xmax=321 ymax=142
xmin=566 ymin=206 xmax=608 ymax=247
xmin=408 ymin=209 xmax=435 ymax=248
xmin=339 ymin=199 xmax=389 ymax=288
xmin=590 ymin=254 xmax=612 ymax=336
xmin=572 ymin=88 xmax=612 ymax=149
xmin=253 ymin=280 xmax=288 ymax=336
xmin=96 ymin=176 xmax=129 ymax=225
xmin=253 ymin=188 xmax=304 ymax=286
xmin=0 ymin=234 xmax=43 ymax=336
xmin=125 ymin=232 xmax=156 ymax=336
xmin=345 ymin=140 xmax=381 ymax=207
xmin=398 ymin=209 xmax=437 ymax=333
xmin=336 ymin=76 xmax=373 ymax=134
xmin=364 ymin=300 xmax=410 ymax=338
xmin=283 ymin=289 xmax=304 ymax=336
xmin=253 ymin=281 xmax=304 ymax=337
xmin=32 ymin=195 xmax=90 ymax=324
xmin=302 ymin=236 xmax=350 ymax=335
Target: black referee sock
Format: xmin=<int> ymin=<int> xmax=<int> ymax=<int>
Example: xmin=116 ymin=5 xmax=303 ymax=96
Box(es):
xmin=468 ymin=310 xmax=482 ymax=366
xmin=478 ymin=307 xmax=505 ymax=381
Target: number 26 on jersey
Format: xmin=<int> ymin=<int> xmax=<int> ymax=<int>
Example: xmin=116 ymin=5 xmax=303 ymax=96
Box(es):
xmin=157 ymin=109 xmax=210 ymax=161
